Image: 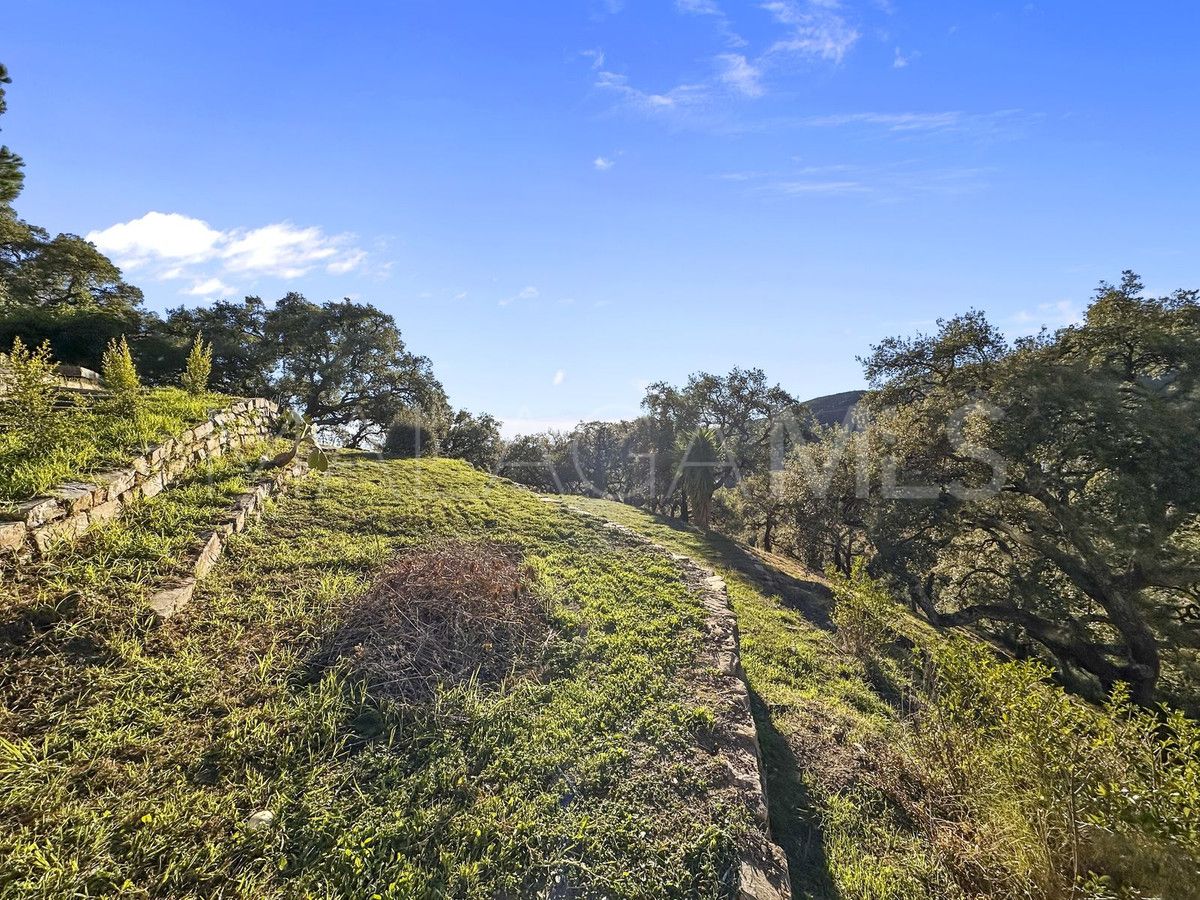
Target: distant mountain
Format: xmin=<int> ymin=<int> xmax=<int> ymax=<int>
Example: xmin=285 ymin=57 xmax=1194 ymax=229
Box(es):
xmin=800 ymin=390 xmax=866 ymax=427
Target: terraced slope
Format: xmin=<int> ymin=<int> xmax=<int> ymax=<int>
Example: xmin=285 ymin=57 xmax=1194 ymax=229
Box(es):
xmin=1 ymin=455 xmax=774 ymax=898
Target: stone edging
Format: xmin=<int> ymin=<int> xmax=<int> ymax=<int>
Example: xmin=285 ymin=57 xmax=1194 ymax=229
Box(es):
xmin=540 ymin=498 xmax=793 ymax=900
xmin=0 ymin=399 xmax=282 ymax=559
xmin=147 ymin=457 xmax=309 ymax=620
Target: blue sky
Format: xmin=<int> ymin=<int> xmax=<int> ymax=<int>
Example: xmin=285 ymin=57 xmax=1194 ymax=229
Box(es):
xmin=6 ymin=1 xmax=1199 ymax=434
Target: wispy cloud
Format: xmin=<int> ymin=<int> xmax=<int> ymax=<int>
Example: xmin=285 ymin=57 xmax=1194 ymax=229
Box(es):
xmin=717 ymin=53 xmax=764 ymax=97
xmin=892 ymin=47 xmax=914 ymax=68
xmin=87 ymin=211 xmax=366 ymax=297
xmin=1009 ymin=299 xmax=1085 ymax=335
xmin=797 ymin=109 xmax=1030 ymax=137
xmin=676 ymin=0 xmax=722 ymax=13
xmin=552 ymin=369 xmax=566 ymax=386
xmin=594 ymin=156 xmax=615 ymax=171
xmin=771 ymin=179 xmax=869 ymax=195
xmin=595 ymin=69 xmax=707 ymax=114
xmin=762 ymin=0 xmax=861 ymax=63
xmin=581 ymin=48 xmax=606 ymax=70
xmin=499 ymin=285 xmax=540 ymax=307
xmin=728 ymin=161 xmax=998 ymax=200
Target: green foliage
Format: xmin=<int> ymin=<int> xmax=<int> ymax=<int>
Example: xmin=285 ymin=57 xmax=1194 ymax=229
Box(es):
xmin=164 ymin=294 xmax=449 ymax=447
xmin=828 ymin=559 xmax=895 ymax=657
xmin=384 ymin=417 xmax=434 ymax=457
xmin=441 ymin=409 xmax=502 ymax=471
xmin=0 ymin=385 xmax=219 ymax=501
xmin=0 ymin=336 xmax=62 ymax=435
xmin=180 ymin=333 xmax=213 ymax=395
xmin=100 ymin=334 xmax=140 ymax=412
xmin=678 ymin=427 xmax=721 ymax=529
xmin=0 ymin=62 xmax=25 ymax=208
xmin=908 ymin=638 xmax=1200 ymax=897
xmin=857 ymin=275 xmax=1200 ymax=705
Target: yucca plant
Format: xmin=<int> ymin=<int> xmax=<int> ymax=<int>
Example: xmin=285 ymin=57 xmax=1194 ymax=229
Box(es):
xmin=677 ymin=427 xmax=721 ymax=530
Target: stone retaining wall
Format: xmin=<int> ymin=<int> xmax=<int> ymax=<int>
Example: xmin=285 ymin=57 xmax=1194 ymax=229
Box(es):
xmin=0 ymin=398 xmax=283 ymax=558
xmin=0 ymin=356 xmax=105 ymax=395
xmin=540 ymin=497 xmax=793 ymax=899
xmin=147 ymin=456 xmax=309 ymax=619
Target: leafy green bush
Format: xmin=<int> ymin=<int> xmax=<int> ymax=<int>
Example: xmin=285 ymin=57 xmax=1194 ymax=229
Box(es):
xmin=905 ymin=637 xmax=1200 ymax=898
xmin=100 ymin=335 xmax=141 ymax=412
xmin=384 ymin=419 xmax=435 ymax=457
xmin=180 ymin=333 xmax=212 ymax=395
xmin=828 ymin=559 xmax=896 ymax=657
xmin=0 ymin=337 xmax=65 ymax=436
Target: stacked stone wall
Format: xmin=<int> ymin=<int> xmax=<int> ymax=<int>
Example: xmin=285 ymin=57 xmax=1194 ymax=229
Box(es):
xmin=0 ymin=399 xmax=282 ymax=557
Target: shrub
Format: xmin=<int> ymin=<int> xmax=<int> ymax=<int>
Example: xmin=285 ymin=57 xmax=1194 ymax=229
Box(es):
xmin=828 ymin=559 xmax=895 ymax=657
xmin=180 ymin=333 xmax=212 ymax=395
xmin=316 ymin=541 xmax=549 ymax=704
xmin=903 ymin=638 xmax=1200 ymax=897
xmin=384 ymin=419 xmax=434 ymax=457
xmin=0 ymin=337 xmax=63 ymax=435
xmin=100 ymin=336 xmax=141 ymax=411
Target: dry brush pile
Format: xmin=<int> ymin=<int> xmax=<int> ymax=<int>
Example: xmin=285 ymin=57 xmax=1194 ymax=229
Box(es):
xmin=318 ymin=540 xmax=553 ymax=705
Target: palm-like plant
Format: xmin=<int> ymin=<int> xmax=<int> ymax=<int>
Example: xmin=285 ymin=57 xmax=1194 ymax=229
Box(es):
xmin=677 ymin=427 xmax=721 ymax=530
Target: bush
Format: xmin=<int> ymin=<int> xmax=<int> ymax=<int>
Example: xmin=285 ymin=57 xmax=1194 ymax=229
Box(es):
xmin=384 ymin=419 xmax=435 ymax=457
xmin=902 ymin=638 xmax=1200 ymax=897
xmin=100 ymin=336 xmax=140 ymax=412
xmin=180 ymin=333 xmax=212 ymax=395
xmin=0 ymin=337 xmax=64 ymax=435
xmin=828 ymin=559 xmax=895 ymax=657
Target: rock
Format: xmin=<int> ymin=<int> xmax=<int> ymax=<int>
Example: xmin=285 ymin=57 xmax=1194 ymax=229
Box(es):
xmin=192 ymin=532 xmax=224 ymax=579
xmin=0 ymin=521 xmax=27 ymax=551
xmin=5 ymin=497 xmax=66 ymax=528
xmin=50 ymin=483 xmax=98 ymax=515
xmin=245 ymin=810 xmax=275 ymax=830
xmin=32 ymin=511 xmax=89 ymax=553
xmin=147 ymin=579 xmax=196 ymax=619
xmin=93 ymin=469 xmax=136 ymax=501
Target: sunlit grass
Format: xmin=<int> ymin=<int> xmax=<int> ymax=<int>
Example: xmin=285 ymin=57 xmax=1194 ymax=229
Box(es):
xmin=0 ymin=456 xmax=746 ymax=898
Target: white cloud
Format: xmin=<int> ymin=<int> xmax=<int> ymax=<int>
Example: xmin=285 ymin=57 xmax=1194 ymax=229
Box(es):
xmin=676 ymin=0 xmax=722 ymax=13
xmin=1009 ymin=300 xmax=1085 ymax=335
xmin=772 ymin=179 xmax=868 ymax=194
xmin=717 ymin=53 xmax=764 ymax=97
xmin=762 ymin=1 xmax=861 ymax=63
xmin=795 ymin=109 xmax=1031 ymax=138
xmin=88 ymin=211 xmax=224 ymax=269
xmin=552 ymin=369 xmax=566 ymax=386
xmin=499 ymin=285 xmax=540 ymax=307
xmin=581 ymin=48 xmax=606 ymax=70
xmin=594 ymin=156 xmax=615 ymax=171
xmin=893 ymin=47 xmax=909 ymax=68
xmin=595 ymin=70 xmax=707 ymax=113
xmin=185 ymin=277 xmax=235 ymax=297
xmin=327 ymin=249 xmax=367 ymax=275
xmin=87 ymin=211 xmax=366 ymax=293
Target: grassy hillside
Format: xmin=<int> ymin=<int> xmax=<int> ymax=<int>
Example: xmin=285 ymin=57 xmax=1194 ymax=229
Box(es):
xmin=0 ymin=455 xmax=754 ymax=898
xmin=570 ymin=498 xmax=1200 ymax=900
xmin=571 ymin=497 xmax=941 ymax=898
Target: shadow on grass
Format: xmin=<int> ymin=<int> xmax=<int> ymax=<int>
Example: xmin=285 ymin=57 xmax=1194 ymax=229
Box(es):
xmin=750 ymin=688 xmax=840 ymax=900
xmin=636 ymin=512 xmax=836 ymax=630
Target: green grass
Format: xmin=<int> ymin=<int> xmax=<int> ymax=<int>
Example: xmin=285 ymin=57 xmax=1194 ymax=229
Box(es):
xmin=0 ymin=456 xmax=748 ymax=898
xmin=0 ymin=387 xmax=227 ymax=502
xmin=569 ymin=497 xmax=956 ymax=900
